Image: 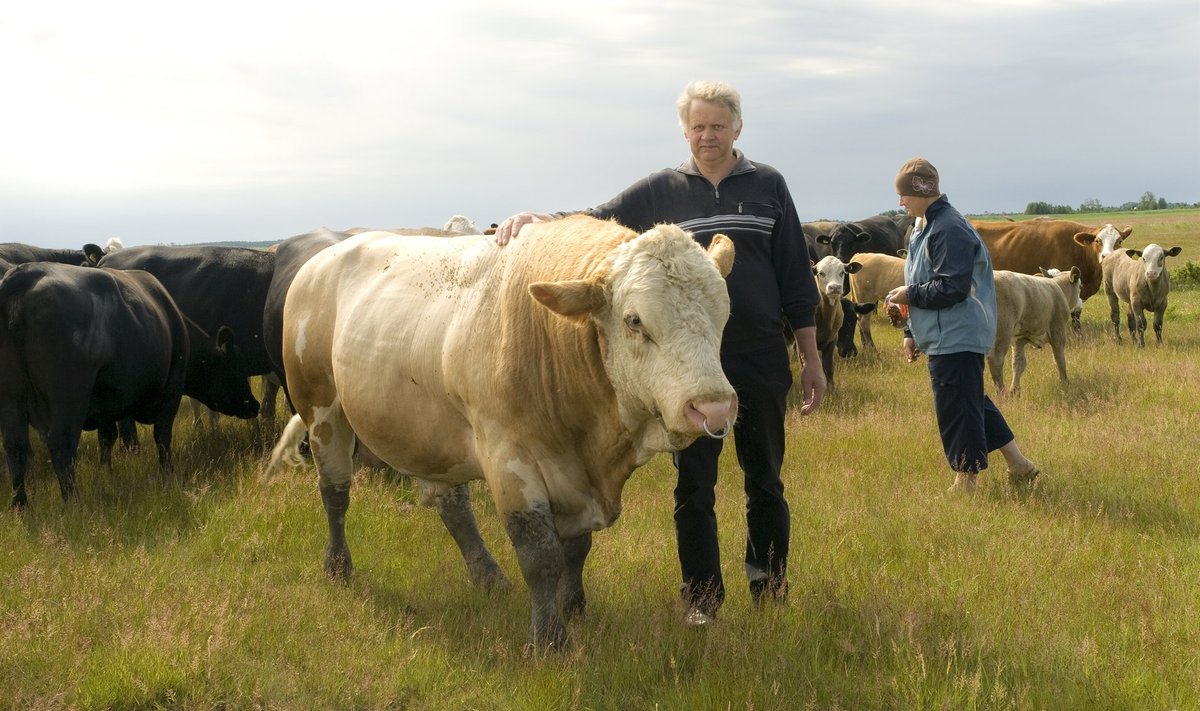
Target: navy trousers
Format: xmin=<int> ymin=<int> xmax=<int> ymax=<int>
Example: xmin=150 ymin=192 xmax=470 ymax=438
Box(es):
xmin=673 ymin=344 xmax=792 ymax=613
xmin=927 ymin=351 xmax=1015 ymax=473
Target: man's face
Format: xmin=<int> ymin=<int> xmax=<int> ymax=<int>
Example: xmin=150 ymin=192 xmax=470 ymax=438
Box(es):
xmin=684 ymin=99 xmax=741 ymax=165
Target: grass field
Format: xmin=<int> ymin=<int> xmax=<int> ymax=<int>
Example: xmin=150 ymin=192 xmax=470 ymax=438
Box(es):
xmin=2 ymin=212 xmax=1199 ymax=709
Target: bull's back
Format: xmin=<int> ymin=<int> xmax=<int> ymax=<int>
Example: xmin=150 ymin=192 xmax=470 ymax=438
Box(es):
xmin=284 ymin=232 xmax=500 ymax=479
xmin=973 ymin=221 xmax=1102 ymax=299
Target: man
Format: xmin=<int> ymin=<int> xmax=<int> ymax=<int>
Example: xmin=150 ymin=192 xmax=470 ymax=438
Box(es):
xmin=496 ymin=80 xmax=824 ymax=624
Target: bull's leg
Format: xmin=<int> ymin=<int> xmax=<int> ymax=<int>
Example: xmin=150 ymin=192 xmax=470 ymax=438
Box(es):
xmin=96 ymin=421 xmax=118 ymax=468
xmin=1010 ymin=342 xmax=1028 ymax=397
xmin=1070 ymin=310 xmax=1082 ymax=337
xmin=1133 ymin=307 xmax=1147 ymax=348
xmin=504 ymin=503 xmax=567 ymax=651
xmin=310 ymin=409 xmax=358 ymax=579
xmin=820 ymin=345 xmax=835 ymax=390
xmin=1153 ymin=309 xmax=1165 ymax=345
xmin=260 ymin=374 xmax=281 ymax=422
xmin=2 ymin=426 xmax=32 ymax=508
xmin=436 ymin=483 xmax=510 ymax=592
xmin=558 ymin=532 xmax=592 ymax=622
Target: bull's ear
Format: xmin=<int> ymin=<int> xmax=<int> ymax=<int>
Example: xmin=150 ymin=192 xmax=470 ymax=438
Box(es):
xmin=1073 ymin=232 xmax=1096 ymax=247
xmin=215 ymin=325 xmax=235 ymax=353
xmin=1125 ymin=248 xmax=1142 ymax=259
xmin=82 ymin=243 xmax=104 ymax=265
xmin=1120 ymin=226 xmax=1134 ymax=239
xmin=529 ymin=280 xmax=606 ymax=319
xmin=1070 ymin=266 xmax=1081 ymax=282
xmin=708 ymin=234 xmax=734 ymax=278
xmin=1036 ymin=267 xmax=1051 ymax=278
xmin=1166 ymin=246 xmax=1182 ymax=257
xmin=845 ymin=261 xmax=863 ymax=274
xmin=897 ymin=249 xmax=908 ymax=258
xmin=816 ymin=234 xmax=832 ymax=245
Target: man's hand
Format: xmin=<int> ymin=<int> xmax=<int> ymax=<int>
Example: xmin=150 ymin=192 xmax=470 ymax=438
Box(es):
xmin=793 ymin=326 xmax=826 ymax=416
xmin=494 ymin=212 xmax=554 ymax=246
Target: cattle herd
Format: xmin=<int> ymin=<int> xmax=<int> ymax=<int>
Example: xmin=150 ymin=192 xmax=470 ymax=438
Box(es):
xmin=0 ymin=213 xmax=1184 ymax=650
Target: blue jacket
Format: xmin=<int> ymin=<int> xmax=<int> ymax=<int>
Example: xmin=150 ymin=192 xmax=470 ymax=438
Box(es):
xmin=903 ymin=195 xmax=997 ymax=356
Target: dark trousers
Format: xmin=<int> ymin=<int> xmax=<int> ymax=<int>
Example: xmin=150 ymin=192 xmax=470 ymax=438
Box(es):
xmin=673 ymin=344 xmax=792 ymax=613
xmin=927 ymin=351 xmax=1015 ymax=473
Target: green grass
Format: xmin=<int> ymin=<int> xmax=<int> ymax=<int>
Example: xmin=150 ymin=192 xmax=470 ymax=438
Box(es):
xmin=3 ymin=289 xmax=1200 ymax=708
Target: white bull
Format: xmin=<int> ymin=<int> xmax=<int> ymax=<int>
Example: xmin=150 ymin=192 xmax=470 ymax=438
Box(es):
xmin=267 ymin=215 xmax=736 ymax=650
xmin=1102 ymin=243 xmax=1183 ymax=347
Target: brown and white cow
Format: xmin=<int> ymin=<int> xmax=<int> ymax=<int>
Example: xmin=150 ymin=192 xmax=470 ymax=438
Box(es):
xmin=970 ymin=220 xmax=1133 ymax=333
xmin=847 ymin=251 xmax=906 ymax=351
xmin=1102 ymin=244 xmax=1183 ymax=347
xmin=989 ymin=267 xmax=1082 ymax=397
xmin=811 ymin=255 xmax=861 ymax=388
xmin=266 ymin=215 xmax=736 ymax=650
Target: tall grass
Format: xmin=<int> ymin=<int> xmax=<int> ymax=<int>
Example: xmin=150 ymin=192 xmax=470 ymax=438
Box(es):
xmin=3 ymin=270 xmax=1200 ymax=708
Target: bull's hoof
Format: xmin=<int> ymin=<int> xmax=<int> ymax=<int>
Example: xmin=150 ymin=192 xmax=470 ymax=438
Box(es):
xmin=473 ymin=568 xmax=513 ymax=594
xmin=324 ymin=546 xmax=353 ymax=580
xmin=10 ymin=492 xmax=28 ymax=509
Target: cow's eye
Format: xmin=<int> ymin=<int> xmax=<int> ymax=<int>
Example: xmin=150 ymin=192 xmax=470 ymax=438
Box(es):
xmin=624 ymin=313 xmax=652 ymax=341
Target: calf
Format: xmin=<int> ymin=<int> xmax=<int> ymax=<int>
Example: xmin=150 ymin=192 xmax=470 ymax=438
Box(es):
xmin=811 ymin=256 xmax=862 ymax=388
xmin=837 ymin=298 xmax=875 ymax=358
xmin=1102 ymin=244 xmax=1183 ymax=347
xmin=847 ymin=251 xmax=907 ymax=351
xmin=0 ymin=242 xmax=107 ymax=267
xmin=0 ymin=263 xmax=259 ymax=506
xmin=989 ymin=267 xmax=1082 ymax=396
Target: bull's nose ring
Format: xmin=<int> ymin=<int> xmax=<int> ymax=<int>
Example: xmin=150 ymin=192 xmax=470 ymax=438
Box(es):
xmin=703 ymin=417 xmax=731 ymax=439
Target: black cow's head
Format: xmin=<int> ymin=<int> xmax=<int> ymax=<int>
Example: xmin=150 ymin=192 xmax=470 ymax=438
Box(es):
xmin=185 ymin=325 xmax=260 ymax=419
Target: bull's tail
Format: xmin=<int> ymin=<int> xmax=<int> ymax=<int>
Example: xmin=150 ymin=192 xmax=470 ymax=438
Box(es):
xmin=262 ymin=413 xmax=309 ymax=483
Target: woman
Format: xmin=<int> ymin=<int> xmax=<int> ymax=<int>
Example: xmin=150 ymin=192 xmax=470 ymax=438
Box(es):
xmin=884 ymin=158 xmax=1039 ymax=491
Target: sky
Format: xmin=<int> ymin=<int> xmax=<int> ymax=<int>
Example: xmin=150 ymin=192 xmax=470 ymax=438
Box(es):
xmin=2 ymin=0 xmax=1198 ymax=249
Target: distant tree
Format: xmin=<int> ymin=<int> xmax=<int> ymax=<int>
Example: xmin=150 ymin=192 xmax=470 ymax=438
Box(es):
xmin=1025 ymin=201 xmax=1074 ymax=215
xmin=1139 ymin=191 xmax=1159 ymax=210
xmin=1079 ymin=198 xmax=1103 ymax=213
xmin=1157 ymin=197 xmax=1167 ymax=209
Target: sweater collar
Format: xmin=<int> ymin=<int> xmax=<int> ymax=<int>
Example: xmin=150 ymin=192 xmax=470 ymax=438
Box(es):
xmin=677 ymin=149 xmax=756 ymax=178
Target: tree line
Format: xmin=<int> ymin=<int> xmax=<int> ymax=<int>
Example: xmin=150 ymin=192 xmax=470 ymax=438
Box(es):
xmin=1025 ymin=191 xmax=1198 ymax=215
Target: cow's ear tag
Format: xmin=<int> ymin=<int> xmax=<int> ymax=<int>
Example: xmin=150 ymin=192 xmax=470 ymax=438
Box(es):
xmin=529 ymin=280 xmax=605 ymax=319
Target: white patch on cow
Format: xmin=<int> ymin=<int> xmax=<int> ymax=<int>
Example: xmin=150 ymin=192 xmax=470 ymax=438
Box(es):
xmin=294 ymin=317 xmax=309 ymax=363
xmin=504 ymin=457 xmax=540 ymax=505
xmin=309 ymin=402 xmax=338 ymax=449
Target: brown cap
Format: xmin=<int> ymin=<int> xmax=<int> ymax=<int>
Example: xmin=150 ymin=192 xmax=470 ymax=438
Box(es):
xmin=895 ymin=157 xmax=940 ymax=197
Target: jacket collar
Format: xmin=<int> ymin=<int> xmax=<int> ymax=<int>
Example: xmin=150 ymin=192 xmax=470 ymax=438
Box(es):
xmin=676 ymin=149 xmax=756 ymax=178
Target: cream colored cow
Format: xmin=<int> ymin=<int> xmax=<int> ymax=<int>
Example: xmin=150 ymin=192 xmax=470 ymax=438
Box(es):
xmin=989 ymin=266 xmax=1082 ymax=396
xmin=847 ymin=251 xmax=906 ymax=350
xmin=1102 ymin=243 xmax=1183 ymax=347
xmin=267 ymin=215 xmax=736 ymax=650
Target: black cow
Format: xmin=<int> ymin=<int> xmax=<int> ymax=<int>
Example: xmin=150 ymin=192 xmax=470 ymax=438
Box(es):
xmin=262 ymin=228 xmax=354 ymax=402
xmin=837 ymin=298 xmax=876 ymax=358
xmin=0 ymin=242 xmax=107 ymax=267
xmin=98 ymin=245 xmax=277 ymax=399
xmin=0 ymin=264 xmax=259 ymax=506
xmin=816 ymin=214 xmax=914 ymax=264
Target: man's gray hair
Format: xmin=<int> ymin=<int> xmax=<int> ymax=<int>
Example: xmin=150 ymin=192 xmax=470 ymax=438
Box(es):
xmin=677 ymin=80 xmax=743 ymax=131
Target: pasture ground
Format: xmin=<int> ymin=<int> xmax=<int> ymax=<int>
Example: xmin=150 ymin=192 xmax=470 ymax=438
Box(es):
xmin=2 ymin=211 xmax=1199 ymax=709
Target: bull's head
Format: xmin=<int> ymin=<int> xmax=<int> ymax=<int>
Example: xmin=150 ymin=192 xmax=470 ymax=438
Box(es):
xmin=529 ymin=226 xmax=737 ymax=453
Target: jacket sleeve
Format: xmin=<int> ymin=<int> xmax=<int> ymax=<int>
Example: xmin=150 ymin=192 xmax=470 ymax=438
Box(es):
xmin=775 ymin=183 xmax=819 ymax=330
xmin=906 ymin=224 xmax=975 ymax=310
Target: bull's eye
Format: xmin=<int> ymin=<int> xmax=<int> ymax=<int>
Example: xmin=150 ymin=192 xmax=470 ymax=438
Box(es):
xmin=624 ymin=313 xmax=652 ymax=341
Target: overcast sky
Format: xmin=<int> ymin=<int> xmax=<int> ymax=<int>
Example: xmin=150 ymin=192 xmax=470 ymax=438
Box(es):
xmin=2 ymin=0 xmax=1197 ymax=249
